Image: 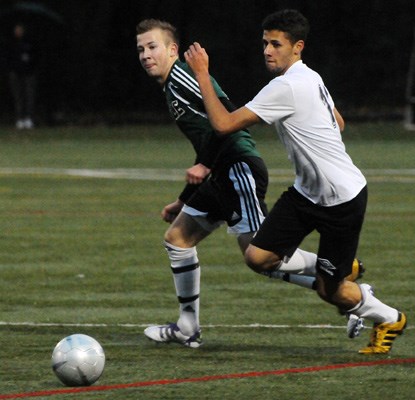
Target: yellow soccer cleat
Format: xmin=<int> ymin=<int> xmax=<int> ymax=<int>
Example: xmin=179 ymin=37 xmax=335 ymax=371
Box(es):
xmin=359 ymin=312 xmax=407 ymax=354
xmin=345 ymin=259 xmax=365 ymax=282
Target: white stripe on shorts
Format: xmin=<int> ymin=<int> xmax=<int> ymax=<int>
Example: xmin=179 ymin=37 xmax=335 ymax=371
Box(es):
xmin=228 ymin=162 xmax=265 ymax=235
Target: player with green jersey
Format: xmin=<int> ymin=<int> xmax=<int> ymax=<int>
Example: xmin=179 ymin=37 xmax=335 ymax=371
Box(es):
xmin=164 ymin=58 xmax=266 ymax=231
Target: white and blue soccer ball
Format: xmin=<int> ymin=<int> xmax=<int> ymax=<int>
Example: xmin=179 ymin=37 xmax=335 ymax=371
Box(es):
xmin=51 ymin=334 xmax=105 ymax=387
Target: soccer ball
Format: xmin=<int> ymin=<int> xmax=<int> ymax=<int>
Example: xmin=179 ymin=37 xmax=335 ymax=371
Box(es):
xmin=51 ymin=334 xmax=105 ymax=387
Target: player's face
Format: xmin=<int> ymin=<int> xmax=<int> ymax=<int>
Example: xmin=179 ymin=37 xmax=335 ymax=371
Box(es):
xmin=262 ymin=30 xmax=303 ymax=76
xmin=137 ymin=29 xmax=177 ymax=84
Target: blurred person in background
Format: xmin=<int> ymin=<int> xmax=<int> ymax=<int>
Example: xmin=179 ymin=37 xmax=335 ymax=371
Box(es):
xmin=6 ymin=23 xmax=38 ymax=129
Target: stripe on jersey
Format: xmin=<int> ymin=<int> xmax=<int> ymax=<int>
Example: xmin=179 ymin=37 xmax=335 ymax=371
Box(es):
xmin=171 ymin=65 xmax=202 ymax=99
xmin=188 ymin=106 xmax=207 ymax=119
xmin=230 ymin=162 xmax=262 ymax=232
xmin=168 ymin=82 xmax=207 ymax=118
xmin=168 ymin=82 xmax=190 ymax=105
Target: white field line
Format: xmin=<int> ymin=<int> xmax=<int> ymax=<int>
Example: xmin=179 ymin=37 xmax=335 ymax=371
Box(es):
xmin=0 ymin=167 xmax=186 ymax=181
xmin=0 ymin=321 xmax=413 ymax=330
xmin=0 ymin=167 xmax=415 ymax=183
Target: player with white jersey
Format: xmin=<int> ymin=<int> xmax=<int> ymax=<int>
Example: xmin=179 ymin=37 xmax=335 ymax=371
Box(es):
xmin=246 ymin=60 xmax=366 ymax=207
xmin=185 ymin=9 xmax=406 ymax=353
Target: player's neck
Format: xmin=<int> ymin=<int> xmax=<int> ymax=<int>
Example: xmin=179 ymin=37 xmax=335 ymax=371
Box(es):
xmin=158 ymin=56 xmax=178 ymax=85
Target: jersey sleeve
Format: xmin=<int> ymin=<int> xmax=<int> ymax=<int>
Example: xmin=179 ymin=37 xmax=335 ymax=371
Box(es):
xmin=245 ymin=79 xmax=295 ymax=124
xmin=196 ymin=95 xmax=242 ymax=168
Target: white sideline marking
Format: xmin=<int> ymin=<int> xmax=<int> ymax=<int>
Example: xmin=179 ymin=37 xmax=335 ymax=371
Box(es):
xmin=0 ymin=321 xmax=412 ymax=329
xmin=0 ymin=167 xmax=186 ymax=181
xmin=0 ymin=321 xmax=347 ymax=329
xmin=0 ymin=167 xmax=414 ymax=183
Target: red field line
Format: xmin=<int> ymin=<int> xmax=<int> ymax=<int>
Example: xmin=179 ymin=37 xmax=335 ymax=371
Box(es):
xmin=1 ymin=358 xmax=414 ymax=399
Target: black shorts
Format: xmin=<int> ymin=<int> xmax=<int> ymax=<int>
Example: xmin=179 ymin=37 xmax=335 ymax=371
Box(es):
xmin=251 ymin=186 xmax=368 ymax=280
xmin=184 ymin=156 xmax=268 ymax=234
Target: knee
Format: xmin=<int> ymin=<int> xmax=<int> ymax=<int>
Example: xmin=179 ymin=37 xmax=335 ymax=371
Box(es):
xmin=164 ymin=230 xmax=174 ymax=245
xmin=244 ymin=255 xmax=263 ymax=274
xmin=164 ymin=226 xmax=185 ymax=248
xmin=244 ymin=246 xmax=275 ymax=274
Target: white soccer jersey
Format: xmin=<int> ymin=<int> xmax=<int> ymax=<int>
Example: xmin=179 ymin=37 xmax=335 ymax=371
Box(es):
xmin=245 ymin=60 xmax=367 ymax=206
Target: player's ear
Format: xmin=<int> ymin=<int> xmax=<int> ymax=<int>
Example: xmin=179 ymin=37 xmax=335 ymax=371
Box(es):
xmin=294 ymin=40 xmax=304 ymax=56
xmin=170 ymin=42 xmax=179 ymax=57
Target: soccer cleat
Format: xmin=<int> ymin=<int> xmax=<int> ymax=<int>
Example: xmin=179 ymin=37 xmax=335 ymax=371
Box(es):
xmin=345 ymin=259 xmax=365 ymax=282
xmin=347 ymin=314 xmax=365 ymax=338
xmin=144 ymin=323 xmax=203 ymax=348
xmin=358 ymin=312 xmax=407 ymax=354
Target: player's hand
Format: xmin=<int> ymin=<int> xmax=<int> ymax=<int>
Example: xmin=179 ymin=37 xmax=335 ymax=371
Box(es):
xmin=161 ymin=199 xmax=184 ymax=223
xmin=186 ymin=163 xmax=211 ymax=185
xmin=184 ymin=42 xmax=209 ymax=75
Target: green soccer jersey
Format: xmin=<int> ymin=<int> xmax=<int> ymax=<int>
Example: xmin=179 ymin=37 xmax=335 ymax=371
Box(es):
xmin=164 ymin=60 xmax=260 ymax=170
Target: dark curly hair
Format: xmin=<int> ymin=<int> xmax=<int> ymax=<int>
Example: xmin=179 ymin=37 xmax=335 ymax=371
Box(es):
xmin=262 ymin=10 xmax=309 ymax=44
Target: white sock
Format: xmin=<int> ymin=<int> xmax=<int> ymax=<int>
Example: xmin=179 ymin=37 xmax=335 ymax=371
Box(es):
xmin=164 ymin=241 xmax=200 ymax=336
xmin=278 ymin=249 xmax=317 ymax=275
xmin=349 ymin=283 xmax=399 ymax=324
xmin=267 ymin=249 xmax=317 ymax=290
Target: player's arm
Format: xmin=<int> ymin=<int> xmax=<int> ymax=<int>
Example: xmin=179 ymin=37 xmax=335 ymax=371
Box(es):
xmin=185 ymin=43 xmax=260 ymax=134
xmin=334 ymin=107 xmax=345 ymax=132
xmin=161 ymin=199 xmax=184 ymax=223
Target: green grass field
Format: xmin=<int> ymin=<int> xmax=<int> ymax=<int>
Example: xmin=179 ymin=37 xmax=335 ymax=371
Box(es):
xmin=0 ymin=122 xmax=414 ymax=399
